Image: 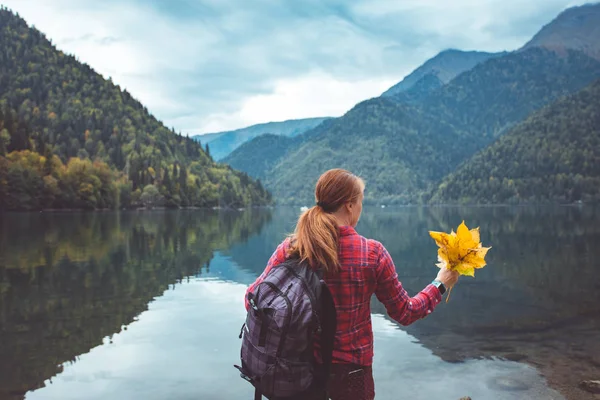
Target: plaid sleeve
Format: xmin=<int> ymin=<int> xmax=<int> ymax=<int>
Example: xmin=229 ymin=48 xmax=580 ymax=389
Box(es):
xmin=373 ymin=242 xmax=442 ymax=326
xmin=244 ymin=238 xmax=290 ymax=310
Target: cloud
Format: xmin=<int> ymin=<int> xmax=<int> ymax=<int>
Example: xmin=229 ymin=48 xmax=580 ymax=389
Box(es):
xmin=61 ymin=34 xmax=122 ymax=46
xmin=182 ymin=73 xmax=397 ymax=134
xmin=1 ymin=0 xmax=591 ymax=134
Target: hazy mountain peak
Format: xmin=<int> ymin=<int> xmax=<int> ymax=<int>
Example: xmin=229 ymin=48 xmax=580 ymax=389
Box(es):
xmin=521 ymin=2 xmax=600 ymax=60
xmin=382 ymin=49 xmax=506 ymax=98
xmin=192 ymin=117 xmax=331 ymax=160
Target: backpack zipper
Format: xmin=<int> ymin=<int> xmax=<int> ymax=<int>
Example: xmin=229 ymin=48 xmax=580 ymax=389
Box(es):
xmin=261 ymin=281 xmax=292 ymax=357
xmin=282 ymin=264 xmax=318 ymax=312
xmin=282 ymin=263 xmax=320 ymax=328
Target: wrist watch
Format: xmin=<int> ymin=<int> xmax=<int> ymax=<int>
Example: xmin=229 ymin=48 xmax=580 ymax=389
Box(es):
xmin=431 ymin=279 xmax=446 ymax=295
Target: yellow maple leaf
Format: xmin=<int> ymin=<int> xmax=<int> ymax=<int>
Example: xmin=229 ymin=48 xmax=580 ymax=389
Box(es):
xmin=429 ymin=221 xmax=491 ymax=301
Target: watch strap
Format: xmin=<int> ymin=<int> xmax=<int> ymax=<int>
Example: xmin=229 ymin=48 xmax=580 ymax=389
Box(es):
xmin=431 ymin=279 xmax=446 ymax=295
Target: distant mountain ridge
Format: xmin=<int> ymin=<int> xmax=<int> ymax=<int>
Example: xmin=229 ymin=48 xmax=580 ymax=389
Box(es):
xmin=223 ymin=3 xmax=600 ymax=205
xmin=222 ymin=118 xmax=338 ymax=182
xmin=381 ymin=49 xmax=506 ymax=98
xmin=227 ymin=48 xmax=600 ymax=204
xmin=522 ymin=2 xmax=600 ymax=60
xmin=193 ymin=117 xmax=331 ymax=160
xmin=223 ymin=134 xmax=293 ymax=181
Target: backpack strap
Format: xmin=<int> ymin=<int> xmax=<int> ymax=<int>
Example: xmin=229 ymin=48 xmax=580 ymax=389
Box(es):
xmin=254 ymin=387 xmax=261 ymax=400
xmin=319 ymin=282 xmax=337 ymax=386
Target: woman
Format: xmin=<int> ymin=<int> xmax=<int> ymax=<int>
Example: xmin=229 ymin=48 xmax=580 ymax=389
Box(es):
xmin=246 ymin=169 xmax=459 ymax=400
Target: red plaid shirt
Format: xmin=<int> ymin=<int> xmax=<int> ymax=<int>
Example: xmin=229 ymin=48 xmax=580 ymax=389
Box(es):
xmin=245 ymin=226 xmax=442 ymax=367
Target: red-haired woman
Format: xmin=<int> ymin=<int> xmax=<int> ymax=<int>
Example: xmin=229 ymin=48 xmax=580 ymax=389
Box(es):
xmin=246 ymin=169 xmax=459 ymax=400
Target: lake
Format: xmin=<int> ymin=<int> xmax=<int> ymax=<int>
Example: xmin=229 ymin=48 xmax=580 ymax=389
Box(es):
xmin=0 ymin=206 xmax=599 ymax=400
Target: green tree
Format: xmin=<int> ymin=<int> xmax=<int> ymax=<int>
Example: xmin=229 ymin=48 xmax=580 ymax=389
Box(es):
xmin=0 ymin=128 xmax=10 ymax=156
xmin=0 ymin=9 xmax=271 ymax=211
xmin=140 ymin=184 xmax=164 ymax=208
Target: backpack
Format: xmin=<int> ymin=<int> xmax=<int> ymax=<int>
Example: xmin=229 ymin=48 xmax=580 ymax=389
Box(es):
xmin=234 ymin=258 xmax=337 ymax=400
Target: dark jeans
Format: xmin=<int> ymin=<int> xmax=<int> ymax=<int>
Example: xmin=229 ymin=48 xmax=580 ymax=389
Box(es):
xmin=306 ymin=364 xmax=375 ymax=400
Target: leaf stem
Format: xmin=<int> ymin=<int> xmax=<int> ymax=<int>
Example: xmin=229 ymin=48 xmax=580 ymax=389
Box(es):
xmin=445 ymin=286 xmax=453 ymax=303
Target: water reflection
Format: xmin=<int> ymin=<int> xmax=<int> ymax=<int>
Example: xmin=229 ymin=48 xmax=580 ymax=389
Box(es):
xmin=24 ymin=273 xmax=255 ymax=400
xmin=0 ymin=206 xmax=598 ymax=400
xmin=226 ymin=205 xmax=600 ymax=325
xmin=0 ymin=210 xmax=272 ymax=399
xmin=223 ymin=206 xmax=600 ymax=399
xmin=22 ymin=275 xmax=563 ymax=400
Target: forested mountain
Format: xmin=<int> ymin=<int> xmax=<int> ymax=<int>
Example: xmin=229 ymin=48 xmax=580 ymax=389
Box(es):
xmin=386 ymin=73 xmax=447 ymax=104
xmin=430 ymin=79 xmax=600 ymax=204
xmin=223 ymin=117 xmax=337 ymax=180
xmin=193 ymin=117 xmax=330 ymax=160
xmin=0 ymin=8 xmax=271 ymax=210
xmin=421 ymin=48 xmax=600 ymax=139
xmin=224 ymin=4 xmax=600 ymax=205
xmin=381 ymin=49 xmax=504 ymax=99
xmin=228 ymin=48 xmax=600 ymax=204
xmin=261 ymin=98 xmax=465 ymax=204
xmin=522 ymin=3 xmax=600 ymax=60
xmin=224 ymin=134 xmax=293 ymax=181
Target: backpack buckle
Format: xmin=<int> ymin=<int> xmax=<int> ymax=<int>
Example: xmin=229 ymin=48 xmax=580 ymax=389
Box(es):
xmin=249 ymin=297 xmax=259 ymax=311
xmin=234 ymin=365 xmax=253 ymax=383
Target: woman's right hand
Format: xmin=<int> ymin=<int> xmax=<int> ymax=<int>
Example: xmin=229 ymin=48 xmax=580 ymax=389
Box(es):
xmin=435 ymin=268 xmax=459 ymax=288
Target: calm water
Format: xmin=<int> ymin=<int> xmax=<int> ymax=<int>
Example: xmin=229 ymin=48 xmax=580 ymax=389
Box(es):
xmin=1 ymin=206 xmax=599 ymax=400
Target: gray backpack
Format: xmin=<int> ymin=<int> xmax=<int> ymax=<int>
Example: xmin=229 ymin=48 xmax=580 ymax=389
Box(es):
xmin=234 ymin=259 xmax=337 ymax=400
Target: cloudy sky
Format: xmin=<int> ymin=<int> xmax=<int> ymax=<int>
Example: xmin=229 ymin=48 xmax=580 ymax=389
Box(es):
xmin=2 ymin=0 xmax=589 ymax=134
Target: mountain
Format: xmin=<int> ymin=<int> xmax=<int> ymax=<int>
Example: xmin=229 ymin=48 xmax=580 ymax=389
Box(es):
xmin=223 ymin=117 xmax=337 ymax=180
xmin=381 ymin=49 xmax=505 ymax=99
xmin=194 ymin=131 xmax=224 ymax=145
xmin=193 ymin=117 xmax=331 ymax=160
xmin=260 ymin=98 xmax=466 ymax=205
xmin=421 ymin=48 xmax=600 ymax=139
xmin=387 ymin=72 xmax=447 ymax=104
xmin=228 ymin=48 xmax=600 ymax=204
xmin=430 ymin=78 xmax=600 ymax=204
xmin=522 ymin=3 xmax=600 ymax=60
xmin=0 ymin=8 xmax=271 ymax=210
xmin=224 ymin=3 xmax=600 ymax=205
xmin=224 ymin=134 xmax=293 ymax=181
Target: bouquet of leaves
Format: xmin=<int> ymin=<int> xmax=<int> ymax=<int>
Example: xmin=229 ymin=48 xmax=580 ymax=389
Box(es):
xmin=429 ymin=221 xmax=491 ymax=302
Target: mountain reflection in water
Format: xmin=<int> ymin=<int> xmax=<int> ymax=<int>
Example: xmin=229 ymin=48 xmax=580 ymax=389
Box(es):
xmin=1 ymin=206 xmax=598 ymax=400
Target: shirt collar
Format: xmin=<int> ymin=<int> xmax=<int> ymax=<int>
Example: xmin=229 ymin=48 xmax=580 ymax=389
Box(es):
xmin=339 ymin=226 xmax=357 ymax=236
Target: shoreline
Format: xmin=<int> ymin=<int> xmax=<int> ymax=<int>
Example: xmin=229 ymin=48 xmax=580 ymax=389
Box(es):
xmin=0 ymin=205 xmax=276 ymax=213
xmin=1 ymin=202 xmax=597 ymax=213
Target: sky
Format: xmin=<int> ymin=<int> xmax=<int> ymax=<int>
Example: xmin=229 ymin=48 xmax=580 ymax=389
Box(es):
xmin=1 ymin=0 xmax=589 ymax=135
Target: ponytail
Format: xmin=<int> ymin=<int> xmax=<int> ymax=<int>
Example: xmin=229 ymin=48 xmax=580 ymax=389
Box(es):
xmin=290 ymin=206 xmax=341 ymax=273
xmin=287 ymin=168 xmax=364 ymax=274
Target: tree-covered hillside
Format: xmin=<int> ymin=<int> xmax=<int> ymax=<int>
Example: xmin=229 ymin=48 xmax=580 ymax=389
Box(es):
xmin=227 ymin=48 xmax=600 ymax=204
xmin=193 ymin=117 xmax=331 ymax=161
xmin=430 ymin=79 xmax=600 ymax=204
xmin=264 ymin=98 xmax=469 ymax=204
xmin=0 ymin=8 xmax=271 ymax=210
xmin=224 ymin=134 xmax=293 ymax=181
xmin=221 ymin=3 xmax=600 ymax=205
xmin=423 ymin=48 xmax=600 ymax=139
xmin=381 ymin=49 xmax=504 ymax=98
